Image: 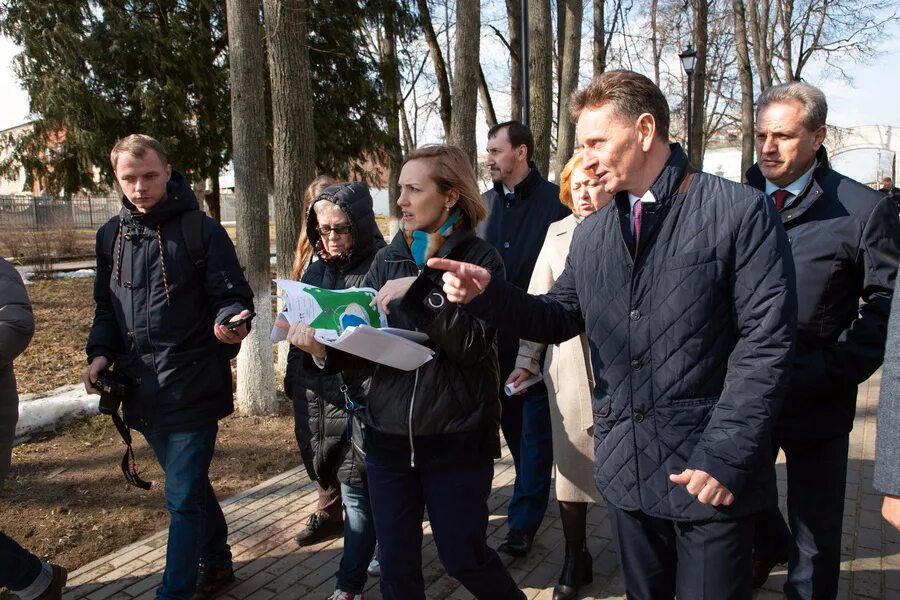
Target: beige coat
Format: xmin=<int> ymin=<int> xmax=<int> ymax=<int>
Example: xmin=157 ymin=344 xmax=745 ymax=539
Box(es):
xmin=516 ymin=214 xmax=600 ymax=503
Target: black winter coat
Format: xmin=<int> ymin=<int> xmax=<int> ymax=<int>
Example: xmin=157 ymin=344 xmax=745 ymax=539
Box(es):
xmin=468 ymin=145 xmax=797 ymax=521
xmin=320 ymin=227 xmax=506 ymax=469
xmin=747 ymin=147 xmax=900 ymax=439
xmin=86 ymin=171 xmax=254 ymax=434
xmin=284 ymin=183 xmax=385 ymax=488
xmin=477 ymin=165 xmax=569 ymax=392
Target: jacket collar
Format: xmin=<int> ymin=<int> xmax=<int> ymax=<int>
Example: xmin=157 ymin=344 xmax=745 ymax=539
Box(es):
xmin=492 ymin=162 xmax=546 ymax=201
xmin=746 ymin=146 xmax=831 ymax=223
xmin=120 ymin=170 xmax=198 ymax=229
xmin=386 ymin=226 xmax=475 ymax=264
xmin=612 ymin=143 xmax=690 ymax=214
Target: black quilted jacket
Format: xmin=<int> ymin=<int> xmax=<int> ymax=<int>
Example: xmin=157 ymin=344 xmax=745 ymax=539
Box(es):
xmin=747 ymin=147 xmax=900 ymax=439
xmin=468 ymin=145 xmax=798 ymax=521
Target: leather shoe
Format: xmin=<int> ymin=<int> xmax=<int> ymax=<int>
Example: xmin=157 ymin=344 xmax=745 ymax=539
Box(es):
xmin=192 ymin=564 xmax=235 ymax=600
xmin=294 ymin=511 xmax=343 ymax=547
xmin=752 ymin=551 xmax=789 ymax=588
xmin=553 ymin=542 xmax=592 ymax=600
xmin=498 ymin=529 xmax=534 ymax=557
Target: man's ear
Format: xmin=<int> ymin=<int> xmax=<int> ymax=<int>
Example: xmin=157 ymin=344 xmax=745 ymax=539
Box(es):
xmin=165 ymin=164 xmax=172 ymax=181
xmin=517 ymin=144 xmax=529 ymax=163
xmin=636 ymin=113 xmax=657 ymax=152
xmin=812 ymin=126 xmax=826 ymax=151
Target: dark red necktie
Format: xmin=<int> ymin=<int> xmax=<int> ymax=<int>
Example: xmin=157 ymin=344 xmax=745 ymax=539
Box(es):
xmin=772 ymin=189 xmax=790 ymax=212
xmin=633 ymin=200 xmax=643 ymax=244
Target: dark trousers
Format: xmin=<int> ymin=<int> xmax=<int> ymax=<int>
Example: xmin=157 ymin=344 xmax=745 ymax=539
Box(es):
xmin=365 ymin=455 xmax=523 ymax=600
xmin=317 ymin=480 xmax=343 ymax=521
xmin=500 ymin=392 xmax=553 ymax=535
xmin=754 ymin=434 xmax=849 ymax=600
xmin=609 ymin=506 xmax=753 ymax=600
xmin=145 ymin=425 xmax=231 ymax=600
xmin=0 ymin=531 xmax=42 ymax=591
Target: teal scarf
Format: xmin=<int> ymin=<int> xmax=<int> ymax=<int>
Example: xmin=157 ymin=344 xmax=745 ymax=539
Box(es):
xmin=405 ymin=209 xmax=461 ymax=270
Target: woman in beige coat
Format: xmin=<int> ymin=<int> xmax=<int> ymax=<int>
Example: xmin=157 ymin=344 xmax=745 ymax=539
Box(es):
xmin=506 ymin=152 xmax=610 ymax=600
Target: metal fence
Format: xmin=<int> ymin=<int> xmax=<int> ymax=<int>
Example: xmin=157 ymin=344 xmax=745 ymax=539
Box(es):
xmin=0 ymin=195 xmax=122 ymax=230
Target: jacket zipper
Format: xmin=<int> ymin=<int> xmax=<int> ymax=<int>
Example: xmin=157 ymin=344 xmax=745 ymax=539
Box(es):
xmin=408 ymin=368 xmax=419 ymax=467
xmin=384 ymin=254 xmax=423 ymax=466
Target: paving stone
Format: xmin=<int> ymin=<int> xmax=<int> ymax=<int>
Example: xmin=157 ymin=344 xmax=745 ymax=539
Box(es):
xmin=61 ymin=370 xmax=896 ymax=600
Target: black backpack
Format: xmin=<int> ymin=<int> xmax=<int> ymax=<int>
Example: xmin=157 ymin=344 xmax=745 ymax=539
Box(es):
xmin=100 ymin=209 xmax=207 ymax=276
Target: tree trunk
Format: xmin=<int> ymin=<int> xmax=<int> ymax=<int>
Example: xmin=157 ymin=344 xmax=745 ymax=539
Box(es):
xmin=263 ymin=0 xmax=315 ymax=281
xmin=506 ymin=0 xmax=522 ymax=121
xmin=225 ymin=0 xmax=276 ymax=414
xmin=592 ymin=0 xmax=606 ymax=76
xmin=650 ymin=0 xmax=660 ymax=85
xmin=263 ymin=0 xmax=315 ymax=382
xmin=748 ymin=0 xmax=773 ymax=89
xmin=207 ymin=175 xmax=221 ymax=222
xmin=417 ymin=0 xmax=452 ymax=137
xmin=380 ymin=1 xmax=403 ymax=218
xmin=399 ymin=93 xmax=414 ymax=154
xmin=448 ymin=0 xmax=480 ymax=165
xmin=733 ymin=0 xmax=755 ymax=181
xmin=555 ymin=0 xmax=582 ymax=181
xmin=478 ymin=65 xmax=498 ymax=128
xmin=690 ymin=0 xmax=708 ymax=168
xmin=529 ymin=0 xmax=553 ymax=175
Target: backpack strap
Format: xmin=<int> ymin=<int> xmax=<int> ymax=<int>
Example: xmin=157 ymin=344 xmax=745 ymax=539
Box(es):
xmin=180 ymin=209 xmax=207 ymax=276
xmin=100 ymin=217 xmax=121 ymax=274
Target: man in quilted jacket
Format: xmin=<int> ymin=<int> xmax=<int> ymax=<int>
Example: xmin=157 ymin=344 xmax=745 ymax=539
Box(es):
xmin=431 ymin=70 xmax=797 ymax=599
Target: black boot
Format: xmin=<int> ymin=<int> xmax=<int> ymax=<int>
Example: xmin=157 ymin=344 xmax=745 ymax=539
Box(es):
xmin=553 ymin=542 xmax=592 ymax=600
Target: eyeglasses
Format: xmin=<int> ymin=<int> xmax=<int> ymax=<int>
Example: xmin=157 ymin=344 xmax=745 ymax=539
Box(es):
xmin=317 ymin=224 xmax=352 ymax=236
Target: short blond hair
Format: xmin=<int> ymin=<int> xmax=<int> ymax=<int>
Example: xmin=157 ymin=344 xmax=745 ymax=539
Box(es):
xmin=110 ymin=134 xmax=168 ymax=171
xmin=401 ymin=145 xmax=487 ymax=228
xmin=559 ymin=152 xmax=589 ymax=210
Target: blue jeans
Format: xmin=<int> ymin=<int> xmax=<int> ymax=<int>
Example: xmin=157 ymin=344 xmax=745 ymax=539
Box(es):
xmin=366 ymin=455 xmax=523 ymax=600
xmin=0 ymin=531 xmax=42 ymax=591
xmin=145 ymin=425 xmax=231 ymax=600
xmin=336 ymin=483 xmax=377 ymax=593
xmin=501 ymin=393 xmax=553 ymax=534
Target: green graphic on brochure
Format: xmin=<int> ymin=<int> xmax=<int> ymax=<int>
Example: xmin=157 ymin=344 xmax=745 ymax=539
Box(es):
xmin=304 ymin=287 xmax=384 ymax=333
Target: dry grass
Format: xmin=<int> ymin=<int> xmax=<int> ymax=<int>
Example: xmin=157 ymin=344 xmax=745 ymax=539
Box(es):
xmin=16 ymin=278 xmax=95 ymax=395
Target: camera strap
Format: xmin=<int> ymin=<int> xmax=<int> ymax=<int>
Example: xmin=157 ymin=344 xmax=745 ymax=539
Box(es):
xmin=109 ymin=410 xmax=152 ymax=490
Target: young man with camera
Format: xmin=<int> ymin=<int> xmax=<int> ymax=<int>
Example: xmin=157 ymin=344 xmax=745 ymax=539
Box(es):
xmin=83 ymin=135 xmax=254 ymax=600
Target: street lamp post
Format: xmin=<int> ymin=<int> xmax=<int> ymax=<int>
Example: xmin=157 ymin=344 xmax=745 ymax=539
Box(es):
xmin=679 ymin=44 xmax=697 ymax=161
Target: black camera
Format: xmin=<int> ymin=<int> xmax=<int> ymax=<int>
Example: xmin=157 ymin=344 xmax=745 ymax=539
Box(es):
xmin=95 ymin=370 xmax=129 ymax=415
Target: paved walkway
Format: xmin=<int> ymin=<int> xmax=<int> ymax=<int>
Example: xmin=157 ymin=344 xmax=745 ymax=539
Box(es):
xmin=62 ymin=373 xmax=898 ymax=599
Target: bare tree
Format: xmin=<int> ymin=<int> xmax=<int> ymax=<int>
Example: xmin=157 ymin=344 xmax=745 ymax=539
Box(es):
xmin=733 ymin=0 xmax=755 ymax=179
xmin=556 ymin=0 xmax=582 ymax=180
xmin=506 ymin=0 xmax=522 ymax=120
xmin=529 ymin=0 xmax=553 ymax=175
xmin=263 ymin=0 xmax=315 ymax=280
xmin=225 ymin=0 xmax=276 ymax=414
xmin=417 ymin=0 xmax=452 ymax=137
xmin=263 ymin=0 xmax=315 ymax=378
xmin=748 ymin=0 xmax=896 ymax=86
xmin=478 ymin=65 xmax=498 ymax=128
xmin=689 ymin=0 xmax=709 ymax=168
xmin=650 ymin=0 xmax=660 ymax=85
xmin=448 ymin=0 xmax=480 ymax=164
xmin=593 ymin=0 xmax=606 ymax=76
xmin=379 ymin=1 xmax=403 ymax=215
